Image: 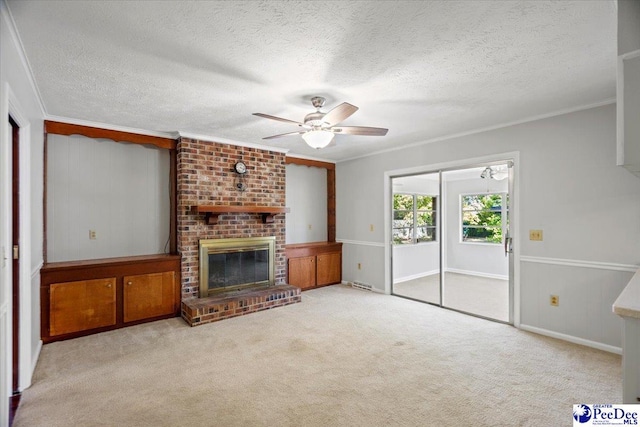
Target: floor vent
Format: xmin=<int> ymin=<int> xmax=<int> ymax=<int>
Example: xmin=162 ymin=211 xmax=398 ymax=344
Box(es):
xmin=351 ymin=281 xmax=372 ymax=291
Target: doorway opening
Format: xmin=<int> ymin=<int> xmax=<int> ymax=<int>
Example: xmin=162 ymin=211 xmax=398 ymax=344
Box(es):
xmin=391 ymin=161 xmax=513 ymax=323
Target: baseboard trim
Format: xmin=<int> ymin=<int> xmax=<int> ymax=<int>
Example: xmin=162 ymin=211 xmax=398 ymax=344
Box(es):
xmin=519 ymin=324 xmax=622 ymax=355
xmin=445 ymin=268 xmax=508 ymax=281
xmin=28 ymin=339 xmax=42 ymax=388
xmin=394 ymin=270 xmax=439 ymax=283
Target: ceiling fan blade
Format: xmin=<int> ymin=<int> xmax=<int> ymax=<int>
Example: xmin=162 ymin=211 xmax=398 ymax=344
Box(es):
xmin=332 ymin=126 xmax=388 ymax=136
xmin=253 ymin=113 xmax=304 ymax=126
xmin=262 ymin=131 xmax=306 ymax=140
xmin=322 ymin=102 xmax=358 ymax=126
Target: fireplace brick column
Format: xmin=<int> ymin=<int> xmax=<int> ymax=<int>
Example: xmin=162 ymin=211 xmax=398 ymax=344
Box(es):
xmin=177 ymin=137 xmax=287 ymax=300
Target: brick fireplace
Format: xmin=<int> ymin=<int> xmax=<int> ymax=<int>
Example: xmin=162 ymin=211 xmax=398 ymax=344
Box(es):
xmin=177 ymin=137 xmax=300 ymax=326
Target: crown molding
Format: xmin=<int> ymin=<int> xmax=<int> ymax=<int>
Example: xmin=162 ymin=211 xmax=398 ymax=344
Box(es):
xmin=178 ymin=131 xmax=289 ymax=154
xmin=1 ymin=0 xmax=47 ymax=118
xmin=285 ymin=153 xmax=336 ymax=164
xmin=338 ymin=98 xmax=617 ymax=163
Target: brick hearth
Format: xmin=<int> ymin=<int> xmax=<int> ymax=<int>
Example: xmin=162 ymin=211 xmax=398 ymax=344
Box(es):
xmin=181 ymin=285 xmax=301 ymax=326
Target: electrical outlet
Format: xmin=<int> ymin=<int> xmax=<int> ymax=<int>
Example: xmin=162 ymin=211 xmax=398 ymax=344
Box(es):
xmin=550 ymin=295 xmax=559 ymax=306
xmin=529 ymin=229 xmax=543 ymax=241
xmin=89 ymin=230 xmax=97 ymax=240
xmin=357 ymin=263 xmax=362 ymax=270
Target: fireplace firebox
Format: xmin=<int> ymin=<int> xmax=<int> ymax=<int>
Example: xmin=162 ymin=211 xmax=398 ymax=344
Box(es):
xmin=199 ymin=237 xmax=275 ymax=297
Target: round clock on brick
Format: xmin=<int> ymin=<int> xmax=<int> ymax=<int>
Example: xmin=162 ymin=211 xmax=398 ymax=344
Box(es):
xmin=234 ymin=161 xmax=247 ymax=174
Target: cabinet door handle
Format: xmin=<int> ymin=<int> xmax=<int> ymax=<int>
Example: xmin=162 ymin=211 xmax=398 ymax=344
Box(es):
xmin=106 ymin=283 xmax=112 ymax=288
xmin=127 ymin=281 xmax=132 ymax=286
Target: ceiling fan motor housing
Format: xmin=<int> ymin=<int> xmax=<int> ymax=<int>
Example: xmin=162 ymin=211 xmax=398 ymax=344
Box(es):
xmin=304 ymin=111 xmax=329 ymax=128
xmin=310 ymin=96 xmax=326 ymax=109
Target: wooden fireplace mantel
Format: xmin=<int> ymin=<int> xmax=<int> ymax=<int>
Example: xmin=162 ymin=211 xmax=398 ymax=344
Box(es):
xmin=192 ymin=205 xmax=289 ymax=225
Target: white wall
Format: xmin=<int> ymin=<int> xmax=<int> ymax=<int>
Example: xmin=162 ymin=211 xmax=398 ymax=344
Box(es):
xmin=337 ymin=104 xmax=640 ymax=350
xmin=1 ymin=1 xmax=45 ymax=423
xmin=285 ymin=163 xmax=327 ymax=244
xmin=47 ymin=134 xmax=170 ymax=262
xmin=392 ymin=243 xmax=439 ymax=282
xmin=444 ymin=177 xmax=508 ymax=279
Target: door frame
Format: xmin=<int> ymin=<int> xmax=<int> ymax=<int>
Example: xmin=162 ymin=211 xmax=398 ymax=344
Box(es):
xmin=384 ymin=152 xmax=521 ymax=327
xmin=10 ymin=114 xmax=20 ymax=419
xmin=1 ymin=83 xmax=34 ymax=425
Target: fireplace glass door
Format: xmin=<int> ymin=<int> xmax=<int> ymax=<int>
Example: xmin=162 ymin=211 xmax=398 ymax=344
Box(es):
xmin=199 ymin=237 xmax=275 ymax=297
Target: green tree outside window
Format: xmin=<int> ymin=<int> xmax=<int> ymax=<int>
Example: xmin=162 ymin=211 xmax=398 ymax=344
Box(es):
xmin=461 ymin=194 xmax=506 ymax=243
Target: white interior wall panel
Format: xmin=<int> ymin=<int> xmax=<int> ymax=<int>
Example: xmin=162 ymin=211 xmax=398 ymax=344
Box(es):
xmin=47 ymin=134 xmax=170 ymax=262
xmin=285 ymin=163 xmax=327 ymax=244
xmin=392 ymin=243 xmax=439 ymax=282
xmin=520 ymin=261 xmax=630 ymax=348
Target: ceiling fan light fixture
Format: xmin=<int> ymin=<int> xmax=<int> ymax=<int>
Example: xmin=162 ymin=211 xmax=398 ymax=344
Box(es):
xmin=302 ymin=130 xmax=334 ymax=149
xmin=492 ymin=170 xmax=508 ymax=181
xmin=480 ymin=166 xmax=508 ymax=181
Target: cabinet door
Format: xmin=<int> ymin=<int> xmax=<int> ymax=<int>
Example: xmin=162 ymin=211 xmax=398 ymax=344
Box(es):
xmin=288 ymin=256 xmax=316 ymax=290
xmin=316 ymin=252 xmax=341 ymax=286
xmin=50 ymin=278 xmax=116 ymax=336
xmin=124 ymin=271 xmax=176 ymax=323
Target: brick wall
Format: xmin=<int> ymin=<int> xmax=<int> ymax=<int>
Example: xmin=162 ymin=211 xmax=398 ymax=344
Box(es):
xmin=177 ymin=137 xmax=286 ymax=299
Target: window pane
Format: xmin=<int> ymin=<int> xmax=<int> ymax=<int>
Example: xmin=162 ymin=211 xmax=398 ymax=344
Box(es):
xmin=394 ymin=210 xmax=412 ymax=221
xmin=462 ymin=226 xmax=502 ymax=243
xmin=393 ymin=227 xmax=413 ymax=244
xmin=393 ymin=194 xmax=414 ymax=210
xmin=461 ymin=193 xmax=503 ymax=244
xmin=462 ymin=211 xmax=501 ymax=226
xmin=416 ymin=226 xmax=436 ymax=242
xmin=462 ymin=194 xmax=502 ymax=211
xmin=416 ymin=195 xmax=433 ymax=210
xmin=393 ymin=193 xmax=438 ymax=245
xmin=417 ymin=211 xmax=435 ymax=226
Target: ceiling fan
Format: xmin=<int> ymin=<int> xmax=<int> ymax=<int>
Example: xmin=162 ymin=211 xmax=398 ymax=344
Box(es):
xmin=253 ymin=96 xmax=388 ymax=149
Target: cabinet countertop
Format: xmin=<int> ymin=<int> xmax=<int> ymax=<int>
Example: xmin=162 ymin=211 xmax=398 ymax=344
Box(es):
xmin=613 ymin=268 xmax=640 ymax=319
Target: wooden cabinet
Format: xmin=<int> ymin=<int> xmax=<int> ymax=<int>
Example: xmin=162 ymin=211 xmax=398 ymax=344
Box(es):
xmin=124 ymin=271 xmax=176 ymax=322
xmin=50 ymin=278 xmax=116 ymax=336
xmin=285 ymin=242 xmax=342 ymax=290
xmin=41 ymin=254 xmax=181 ymax=343
xmin=316 ymin=252 xmax=341 ymax=286
xmin=288 ymin=256 xmax=316 ymax=290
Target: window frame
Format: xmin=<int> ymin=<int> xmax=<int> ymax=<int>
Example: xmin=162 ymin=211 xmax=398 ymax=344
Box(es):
xmin=392 ymin=192 xmax=438 ymax=245
xmin=460 ymin=192 xmax=507 ymax=245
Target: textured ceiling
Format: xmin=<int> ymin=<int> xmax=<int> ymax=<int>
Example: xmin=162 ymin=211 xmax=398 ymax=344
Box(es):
xmin=6 ymin=0 xmax=616 ymax=161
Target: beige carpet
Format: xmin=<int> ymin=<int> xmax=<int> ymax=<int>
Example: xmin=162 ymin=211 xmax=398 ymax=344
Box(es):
xmin=15 ymin=285 xmax=620 ymax=427
xmin=393 ymin=272 xmax=509 ymax=322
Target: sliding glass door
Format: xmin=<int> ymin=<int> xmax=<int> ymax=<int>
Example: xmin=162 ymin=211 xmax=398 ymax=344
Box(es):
xmin=391 ymin=172 xmax=440 ymax=304
xmin=391 ymin=162 xmax=513 ymax=324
